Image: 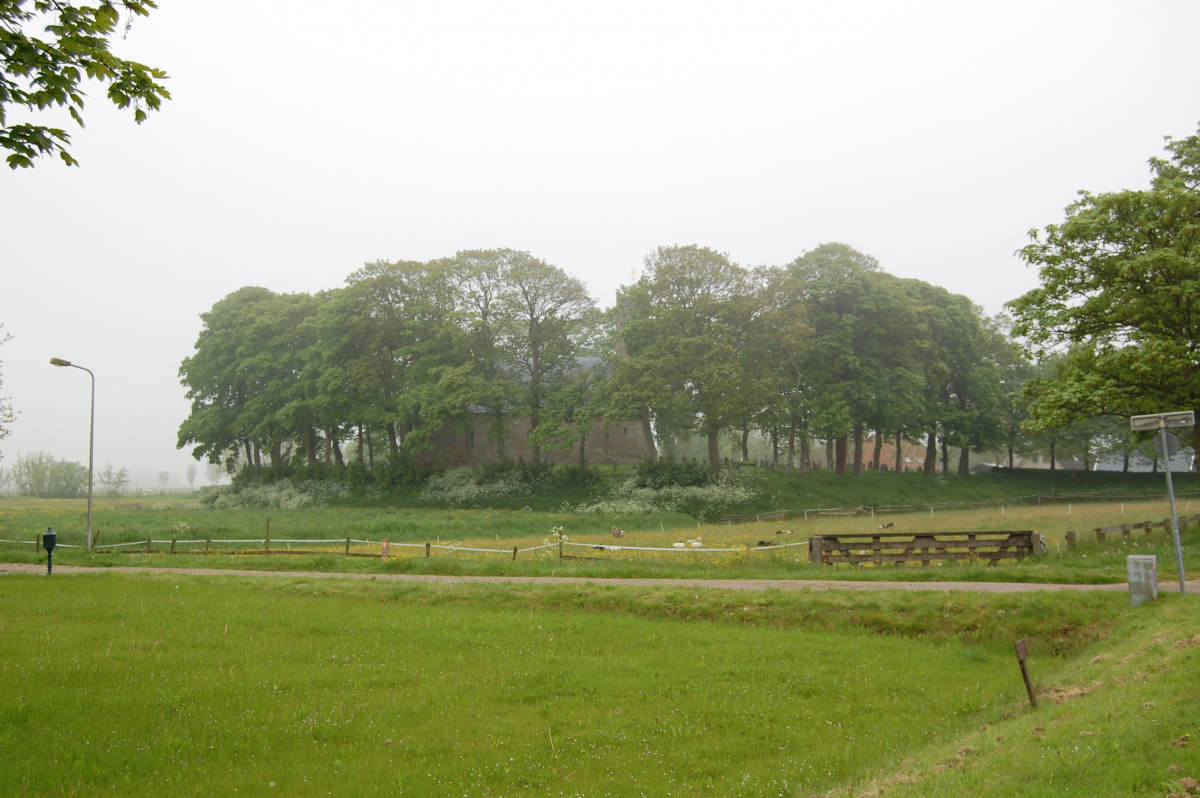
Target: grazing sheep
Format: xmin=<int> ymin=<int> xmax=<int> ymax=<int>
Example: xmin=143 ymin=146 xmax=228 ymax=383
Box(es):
xmin=877 ymin=522 xmax=896 ymax=529
xmin=611 ymin=526 xmax=625 ymax=538
xmin=687 ymin=538 xmax=703 ymax=548
xmin=775 ymin=529 xmax=793 ymax=535
xmin=673 ymin=542 xmax=686 ymax=549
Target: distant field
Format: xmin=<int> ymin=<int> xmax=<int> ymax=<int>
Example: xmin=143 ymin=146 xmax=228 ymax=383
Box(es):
xmin=1 ymin=495 xmax=1195 ymax=585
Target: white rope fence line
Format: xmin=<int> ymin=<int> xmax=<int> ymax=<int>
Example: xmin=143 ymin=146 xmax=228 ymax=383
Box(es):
xmin=4 ymin=536 xmax=807 ymax=558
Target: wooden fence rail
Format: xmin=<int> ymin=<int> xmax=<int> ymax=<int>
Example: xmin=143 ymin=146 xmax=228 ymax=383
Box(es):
xmin=808 ymin=530 xmax=1037 ymax=566
xmin=1063 ymin=513 xmax=1200 ymax=548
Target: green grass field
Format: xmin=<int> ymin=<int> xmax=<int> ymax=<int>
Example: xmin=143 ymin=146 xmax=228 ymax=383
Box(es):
xmin=1 ymin=572 xmax=1197 ymax=797
xmin=3 ymin=469 xmax=1199 ymax=795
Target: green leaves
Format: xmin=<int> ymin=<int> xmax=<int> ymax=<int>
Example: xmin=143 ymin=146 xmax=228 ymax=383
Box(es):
xmin=2 ymin=0 xmax=170 ymax=167
xmin=1009 ymin=125 xmax=1200 ymax=452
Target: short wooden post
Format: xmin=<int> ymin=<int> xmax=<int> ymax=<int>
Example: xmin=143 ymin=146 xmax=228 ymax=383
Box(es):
xmin=512 ymin=546 xmax=518 ymax=561
xmin=265 ymin=518 xmax=271 ymax=554
xmin=1015 ymin=638 xmax=1037 ymax=708
xmin=171 ymin=536 xmax=177 ymax=553
xmin=425 ymin=542 xmax=431 ymax=558
xmin=205 ymin=537 xmax=211 ymax=554
xmin=809 ymin=535 xmax=824 ymax=564
xmin=1065 ymin=530 xmax=1076 ymax=549
xmin=345 ymin=537 xmax=351 ymax=557
xmin=559 ymin=540 xmax=564 ymax=559
xmin=1095 ymin=527 xmax=1105 ymax=542
xmin=381 ymin=539 xmax=389 ymax=561
xmin=146 ymin=537 xmax=152 ymax=553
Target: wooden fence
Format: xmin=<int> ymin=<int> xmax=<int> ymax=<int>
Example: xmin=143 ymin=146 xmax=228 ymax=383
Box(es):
xmin=1064 ymin=514 xmax=1200 ymax=548
xmin=808 ymin=530 xmax=1037 ymax=566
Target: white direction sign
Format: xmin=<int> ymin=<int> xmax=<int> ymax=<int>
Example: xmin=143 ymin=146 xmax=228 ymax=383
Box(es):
xmin=1130 ymin=411 xmax=1195 ymax=431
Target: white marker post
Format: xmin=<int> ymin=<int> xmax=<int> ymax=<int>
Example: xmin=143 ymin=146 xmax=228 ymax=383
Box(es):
xmin=1131 ymin=411 xmax=1195 ymax=596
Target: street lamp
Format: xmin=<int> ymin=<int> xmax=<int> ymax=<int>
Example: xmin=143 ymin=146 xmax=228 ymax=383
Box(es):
xmin=50 ymin=357 xmax=95 ymax=552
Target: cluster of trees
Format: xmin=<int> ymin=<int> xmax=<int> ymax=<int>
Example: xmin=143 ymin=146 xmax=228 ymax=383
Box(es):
xmin=7 ymin=451 xmax=88 ymax=497
xmin=29 ymin=123 xmax=1200 ymax=485
xmin=178 ymin=250 xmax=605 ymax=475
xmin=178 ymin=244 xmax=1068 ymax=479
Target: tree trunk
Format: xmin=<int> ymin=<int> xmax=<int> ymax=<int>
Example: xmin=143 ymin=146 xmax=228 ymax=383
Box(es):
xmin=786 ymin=418 xmax=796 ymax=477
xmin=923 ymin=428 xmax=937 ymax=475
xmin=872 ymin=431 xmax=883 ymax=471
xmin=835 ymin=435 xmax=848 ymax=476
xmin=894 ymin=432 xmax=903 ymax=476
xmin=640 ymin=406 xmax=657 ymax=463
xmin=707 ymin=429 xmax=721 ymax=470
xmin=853 ymin=424 xmax=864 ymax=477
xmin=741 ymin=423 xmax=750 ymax=463
xmin=330 ymin=429 xmax=344 ymax=466
xmin=1050 ymin=438 xmax=1057 ymax=471
xmin=958 ymin=446 xmax=969 ymax=475
xmin=387 ymin=422 xmax=400 ymax=457
xmin=940 ymin=438 xmax=949 ymax=475
xmin=356 ymin=424 xmax=366 ymax=463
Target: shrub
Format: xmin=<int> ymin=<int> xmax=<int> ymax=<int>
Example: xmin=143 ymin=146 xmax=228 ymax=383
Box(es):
xmin=574 ymin=466 xmax=761 ymax=521
xmin=634 ymin=456 xmax=714 ymax=489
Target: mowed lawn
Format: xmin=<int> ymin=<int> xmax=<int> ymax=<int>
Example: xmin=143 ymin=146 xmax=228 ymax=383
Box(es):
xmin=0 ymin=571 xmax=1109 ymax=798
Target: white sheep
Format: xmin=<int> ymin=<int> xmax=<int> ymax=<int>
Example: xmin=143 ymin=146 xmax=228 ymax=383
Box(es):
xmin=687 ymin=538 xmax=703 ymax=548
xmin=673 ymin=542 xmax=686 ymax=549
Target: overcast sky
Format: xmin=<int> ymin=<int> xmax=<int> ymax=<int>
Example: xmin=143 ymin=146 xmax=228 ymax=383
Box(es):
xmin=2 ymin=0 xmax=1198 ymax=486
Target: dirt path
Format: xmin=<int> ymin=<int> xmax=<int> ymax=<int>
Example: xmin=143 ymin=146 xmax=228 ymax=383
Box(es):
xmin=2 ymin=562 xmax=1185 ymax=593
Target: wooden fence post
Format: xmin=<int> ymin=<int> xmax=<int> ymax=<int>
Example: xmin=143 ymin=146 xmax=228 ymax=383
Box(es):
xmin=1065 ymin=530 xmax=1076 ymax=549
xmin=345 ymin=537 xmax=351 ymax=557
xmin=146 ymin=537 xmax=152 ymax=553
xmin=425 ymin=542 xmax=431 ymax=558
xmin=205 ymin=537 xmax=211 ymax=554
xmin=512 ymin=546 xmax=518 ymax=561
xmin=171 ymin=536 xmax=177 ymax=553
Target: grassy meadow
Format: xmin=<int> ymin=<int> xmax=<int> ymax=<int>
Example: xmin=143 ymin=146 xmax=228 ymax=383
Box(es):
xmin=3 ymin=469 xmax=1200 ymax=795
xmin=2 ymin=571 xmax=1198 ymax=797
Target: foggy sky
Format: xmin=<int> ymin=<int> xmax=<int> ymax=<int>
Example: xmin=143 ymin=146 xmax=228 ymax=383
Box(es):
xmin=2 ymin=0 xmax=1198 ymax=484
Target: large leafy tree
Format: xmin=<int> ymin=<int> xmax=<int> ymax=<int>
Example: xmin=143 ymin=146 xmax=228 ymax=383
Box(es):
xmin=1008 ymin=127 xmax=1200 ymax=454
xmin=613 ymin=245 xmax=760 ymax=469
xmin=789 ymin=244 xmax=923 ymax=475
xmin=2 ymin=0 xmax=170 ymax=167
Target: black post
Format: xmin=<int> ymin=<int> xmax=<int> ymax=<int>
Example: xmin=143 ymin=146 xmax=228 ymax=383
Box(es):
xmin=42 ymin=527 xmax=57 ymax=575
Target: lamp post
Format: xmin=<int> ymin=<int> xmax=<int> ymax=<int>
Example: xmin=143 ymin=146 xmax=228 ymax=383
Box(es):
xmin=50 ymin=358 xmax=95 ymax=552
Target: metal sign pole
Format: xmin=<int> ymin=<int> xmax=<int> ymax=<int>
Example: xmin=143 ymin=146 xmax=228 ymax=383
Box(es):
xmin=1132 ymin=411 xmax=1194 ymax=597
xmin=1160 ymin=422 xmax=1186 ymax=596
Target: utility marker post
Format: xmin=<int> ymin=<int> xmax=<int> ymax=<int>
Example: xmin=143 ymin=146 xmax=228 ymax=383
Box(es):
xmin=1131 ymin=411 xmax=1195 ymax=596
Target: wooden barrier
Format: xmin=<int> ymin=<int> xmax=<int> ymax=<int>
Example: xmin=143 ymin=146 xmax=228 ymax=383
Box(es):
xmin=1088 ymin=514 xmax=1200 ymax=542
xmin=808 ymin=530 xmax=1036 ymax=566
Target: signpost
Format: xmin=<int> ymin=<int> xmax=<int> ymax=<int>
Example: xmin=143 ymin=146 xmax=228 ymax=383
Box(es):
xmin=1130 ymin=411 xmax=1195 ymax=596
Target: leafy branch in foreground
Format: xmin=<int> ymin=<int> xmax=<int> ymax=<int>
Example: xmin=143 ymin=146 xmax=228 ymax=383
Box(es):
xmin=1 ymin=0 xmax=170 ymax=168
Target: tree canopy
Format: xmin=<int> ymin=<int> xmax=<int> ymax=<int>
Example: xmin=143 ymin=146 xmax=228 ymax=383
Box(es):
xmin=1 ymin=0 xmax=170 ymax=167
xmin=176 ymin=245 xmax=1046 ymax=481
xmin=1008 ymin=126 xmax=1200 ymax=453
